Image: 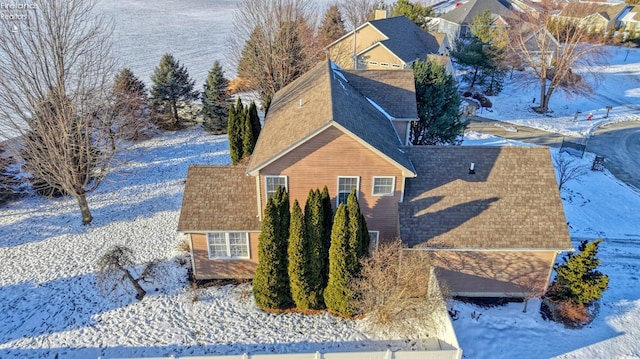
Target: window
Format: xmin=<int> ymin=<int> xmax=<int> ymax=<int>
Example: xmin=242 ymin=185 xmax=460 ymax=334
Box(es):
xmin=368 ymin=61 xmax=378 ymax=65
xmin=358 ymin=59 xmax=367 ymax=64
xmin=265 ymin=176 xmax=287 ymax=198
xmin=368 ymin=231 xmax=379 ymax=254
xmin=337 ymin=176 xmax=359 ymax=206
xmin=380 ymin=62 xmax=389 ymax=67
xmin=391 ymin=64 xmax=402 ymax=68
xmin=207 ymin=232 xmax=250 ymax=259
xmin=372 ymin=176 xmax=395 ymax=196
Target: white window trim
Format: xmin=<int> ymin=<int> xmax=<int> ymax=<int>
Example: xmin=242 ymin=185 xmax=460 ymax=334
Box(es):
xmin=206 ymin=232 xmax=250 ymax=259
xmin=372 ymin=176 xmax=396 ymax=196
xmin=380 ymin=62 xmax=389 ymax=67
xmin=336 ymin=176 xmax=360 ymax=207
xmin=368 ymin=61 xmax=378 ymax=65
xmin=391 ymin=64 xmax=402 ymax=68
xmin=368 ymin=230 xmax=380 ymax=254
xmin=264 ymin=175 xmax=288 ymax=198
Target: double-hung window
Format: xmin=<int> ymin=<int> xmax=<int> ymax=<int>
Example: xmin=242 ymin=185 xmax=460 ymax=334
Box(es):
xmin=207 ymin=232 xmax=250 ymax=259
xmin=372 ymin=176 xmax=395 ymax=196
xmin=337 ymin=176 xmax=359 ymax=206
xmin=265 ymin=176 xmax=287 ymax=199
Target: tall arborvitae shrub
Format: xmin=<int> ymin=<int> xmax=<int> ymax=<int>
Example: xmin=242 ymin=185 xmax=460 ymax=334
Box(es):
xmin=346 ymin=189 xmax=370 ymax=260
xmin=202 ymin=60 xmax=229 ymax=134
xmin=549 ymin=239 xmax=609 ymax=305
xmin=253 ymin=186 xmax=292 ymax=310
xmin=324 ymin=203 xmax=356 ymax=317
xmin=248 ymin=101 xmax=261 ymax=145
xmin=320 ymin=185 xmax=334 ymax=285
xmin=288 ymin=199 xmax=322 ymax=310
xmin=227 ymin=103 xmax=243 ymax=165
xmin=301 ymin=189 xmax=326 ymax=309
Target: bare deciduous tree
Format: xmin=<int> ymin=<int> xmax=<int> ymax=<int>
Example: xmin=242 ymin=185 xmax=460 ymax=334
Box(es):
xmin=0 ymin=0 xmax=118 ymax=224
xmin=339 ymin=0 xmax=378 ymax=30
xmin=231 ymin=0 xmax=322 ymax=102
xmin=351 ymin=239 xmax=444 ymax=338
xmin=554 ymin=154 xmax=586 ymax=191
xmin=97 ymin=245 xmax=149 ymax=301
xmin=506 ymin=0 xmax=609 ymax=113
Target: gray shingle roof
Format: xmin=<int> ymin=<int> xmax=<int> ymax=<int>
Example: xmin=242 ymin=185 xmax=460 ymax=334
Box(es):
xmin=178 ymin=165 xmax=261 ymax=232
xmin=368 ymin=16 xmax=442 ymax=62
xmin=439 ymin=0 xmax=513 ymax=26
xmin=247 ymin=60 xmax=416 ymax=176
xmin=400 ymin=146 xmax=572 ymax=250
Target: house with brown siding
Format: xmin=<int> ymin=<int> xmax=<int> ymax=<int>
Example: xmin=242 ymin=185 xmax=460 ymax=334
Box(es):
xmin=325 ymin=13 xmax=452 ymax=74
xmin=178 ymin=59 xmax=572 ymax=297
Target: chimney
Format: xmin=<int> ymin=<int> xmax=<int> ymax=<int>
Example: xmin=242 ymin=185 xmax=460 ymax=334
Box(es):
xmin=374 ymin=9 xmax=388 ymax=20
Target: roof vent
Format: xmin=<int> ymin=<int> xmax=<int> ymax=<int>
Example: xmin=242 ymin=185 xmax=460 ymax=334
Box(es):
xmin=469 ymin=162 xmax=475 ymax=175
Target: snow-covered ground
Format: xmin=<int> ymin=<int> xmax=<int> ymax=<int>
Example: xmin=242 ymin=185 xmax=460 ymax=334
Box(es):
xmin=1 ymin=2 xmax=639 ymax=358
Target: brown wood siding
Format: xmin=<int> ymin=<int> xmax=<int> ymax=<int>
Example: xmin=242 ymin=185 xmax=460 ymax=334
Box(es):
xmin=260 ymin=126 xmax=404 ymax=240
xmin=430 ymin=250 xmax=558 ymax=297
xmin=191 ymin=232 xmax=260 ymax=279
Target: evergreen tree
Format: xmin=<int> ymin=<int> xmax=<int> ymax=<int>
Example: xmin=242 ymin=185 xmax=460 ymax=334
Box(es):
xmin=227 ymin=103 xmax=243 ymax=165
xmin=411 ymin=59 xmax=466 ymax=145
xmin=346 ymin=189 xmax=370 ymax=261
xmin=320 ymin=185 xmax=334 ymax=285
xmin=391 ymin=0 xmax=435 ymax=30
xmin=253 ymin=186 xmax=292 ymax=310
xmin=288 ymin=199 xmax=323 ymax=309
xmin=202 ymin=60 xmax=230 ymax=134
xmin=303 ymin=189 xmax=327 ymax=309
xmin=318 ymin=5 xmax=346 ymax=48
xmin=469 ymin=9 xmax=508 ymax=95
xmin=112 ymin=68 xmax=150 ymax=142
xmin=549 ymin=239 xmax=609 ymax=305
xmin=324 ymin=203 xmax=358 ymax=316
xmin=248 ymin=101 xmax=262 ymax=146
xmin=451 ymin=38 xmax=487 ymax=88
xmin=149 ymin=53 xmax=198 ymax=130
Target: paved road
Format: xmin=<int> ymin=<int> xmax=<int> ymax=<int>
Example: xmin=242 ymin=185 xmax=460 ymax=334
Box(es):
xmin=466 ymin=117 xmax=640 ymax=191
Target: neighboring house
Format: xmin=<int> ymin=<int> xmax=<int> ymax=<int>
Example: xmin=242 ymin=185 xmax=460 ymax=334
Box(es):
xmin=554 ymin=2 xmax=628 ymax=33
xmin=178 ymin=59 xmax=572 ymax=297
xmin=515 ymin=24 xmax=561 ymax=67
xmin=325 ymin=13 xmax=451 ymax=73
xmin=437 ymin=0 xmax=513 ymax=48
xmin=613 ymin=5 xmax=640 ymax=34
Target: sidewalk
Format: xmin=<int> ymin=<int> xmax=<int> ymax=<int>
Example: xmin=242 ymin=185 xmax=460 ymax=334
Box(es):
xmin=464 ymin=116 xmax=575 ymax=147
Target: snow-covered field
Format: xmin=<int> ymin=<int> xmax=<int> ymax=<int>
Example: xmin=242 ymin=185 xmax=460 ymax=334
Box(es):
xmin=1 ymin=1 xmax=640 ymax=358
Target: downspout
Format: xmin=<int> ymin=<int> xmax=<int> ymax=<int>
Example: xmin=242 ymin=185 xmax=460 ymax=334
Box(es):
xmin=353 ymin=28 xmax=358 ymax=69
xmin=255 ymin=175 xmax=262 ymax=221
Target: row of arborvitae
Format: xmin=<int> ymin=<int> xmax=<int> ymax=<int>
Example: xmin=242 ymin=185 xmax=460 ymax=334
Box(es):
xmin=252 ymin=186 xmax=370 ymax=316
xmin=227 ymin=98 xmax=261 ymax=165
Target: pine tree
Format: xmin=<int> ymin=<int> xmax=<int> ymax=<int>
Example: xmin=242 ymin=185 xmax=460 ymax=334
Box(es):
xmin=112 ymin=68 xmax=150 ymax=141
xmin=346 ymin=189 xmax=370 ymax=262
xmin=318 ymin=5 xmax=346 ymax=48
xmin=149 ymin=53 xmax=198 ymax=130
xmin=227 ymin=103 xmax=242 ymax=165
xmin=324 ymin=203 xmax=356 ymax=317
xmin=411 ymin=59 xmax=466 ymax=145
xmin=550 ymin=239 xmax=609 ymax=305
xmin=303 ymin=189 xmax=327 ymax=309
xmin=391 ymin=0 xmax=435 ymax=29
xmin=253 ymin=187 xmax=292 ymax=310
xmin=320 ymin=185 xmax=334 ymax=286
xmin=202 ymin=60 xmax=229 ymax=134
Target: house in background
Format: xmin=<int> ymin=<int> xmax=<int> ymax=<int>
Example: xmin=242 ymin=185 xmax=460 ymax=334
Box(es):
xmin=436 ymin=0 xmax=513 ymax=48
xmin=554 ymin=2 xmax=628 ymax=34
xmin=325 ymin=12 xmax=452 ymax=74
xmin=618 ymin=5 xmax=640 ymax=35
xmin=178 ymin=60 xmax=572 ymax=297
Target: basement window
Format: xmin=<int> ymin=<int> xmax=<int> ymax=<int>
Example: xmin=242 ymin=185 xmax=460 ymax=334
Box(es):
xmin=207 ymin=232 xmax=250 ymax=259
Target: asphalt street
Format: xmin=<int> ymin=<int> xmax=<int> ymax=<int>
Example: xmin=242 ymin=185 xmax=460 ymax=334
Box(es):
xmin=465 ymin=117 xmax=640 ymax=191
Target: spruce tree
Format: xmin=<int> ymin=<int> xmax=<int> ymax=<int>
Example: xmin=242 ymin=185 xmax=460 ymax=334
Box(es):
xmin=318 ymin=5 xmax=346 ymax=48
xmin=202 ymin=60 xmax=229 ymax=134
xmin=150 ymin=53 xmax=198 ymax=129
xmin=411 ymin=59 xmax=466 ymax=145
xmin=227 ymin=103 xmax=242 ymax=165
xmin=324 ymin=203 xmax=356 ymax=317
xmin=303 ymin=189 xmax=326 ymax=309
xmin=346 ymin=189 xmax=370 ymax=261
xmin=320 ymin=186 xmax=334 ymax=286
xmin=112 ymin=68 xmax=150 ymax=141
xmin=391 ymin=0 xmax=434 ymax=29
xmin=550 ymin=239 xmax=609 ymax=305
xmin=253 ymin=187 xmax=292 ymax=310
